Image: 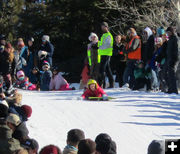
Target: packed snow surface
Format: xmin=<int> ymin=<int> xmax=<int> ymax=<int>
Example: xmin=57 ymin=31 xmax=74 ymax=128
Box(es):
xmin=21 ymin=85 xmax=180 ymax=154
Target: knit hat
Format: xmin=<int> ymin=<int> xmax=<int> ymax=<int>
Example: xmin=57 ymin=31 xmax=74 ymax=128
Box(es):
xmin=39 ymin=145 xmax=61 ymax=154
xmin=21 ymin=105 xmax=32 ymax=118
xmin=147 ymin=140 xmax=165 ymax=154
xmin=17 ymin=70 xmax=25 ymax=79
xmin=157 ymin=27 xmax=165 ymax=36
xmin=88 ymin=32 xmax=99 ymax=41
xmin=42 ymin=61 xmax=50 ymax=70
xmin=22 ymin=138 xmax=39 ymax=150
xmin=78 ymin=139 xmax=96 ymax=154
xmin=6 ymin=113 xmax=21 ymax=126
xmin=5 ymin=43 xmax=12 ymax=49
xmin=101 ymin=22 xmax=109 ymax=28
xmin=42 ymin=35 xmax=50 ymax=42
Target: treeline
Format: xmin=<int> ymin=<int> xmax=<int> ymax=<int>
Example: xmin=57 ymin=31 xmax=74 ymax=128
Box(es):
xmin=0 ymin=0 xmax=177 ymax=81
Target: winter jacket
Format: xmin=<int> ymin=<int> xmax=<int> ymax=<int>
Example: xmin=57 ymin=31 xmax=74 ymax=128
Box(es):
xmin=155 ymin=41 xmax=167 ymax=66
xmin=40 ymin=70 xmax=52 ymax=91
xmin=166 ymin=35 xmax=179 ymax=67
xmin=125 ymin=35 xmax=141 ymax=60
xmin=9 ymin=105 xmax=28 ymax=122
xmin=82 ymin=85 xmax=106 ymax=99
xmin=134 ymin=67 xmax=151 ymax=79
xmin=12 ymin=122 xmax=29 ymax=143
xmin=14 ymin=51 xmax=27 ymax=71
xmin=39 ymin=41 xmax=54 ymax=66
xmin=49 ymin=72 xmax=68 ymax=90
xmin=15 ymin=77 xmax=36 ymax=90
xmin=0 ymin=51 xmax=16 ymax=76
xmin=141 ymin=28 xmax=155 ymax=63
xmin=87 ymin=42 xmax=99 ymax=66
xmin=149 ymin=47 xmax=162 ymax=71
xmin=63 ymin=145 xmax=78 ymax=154
xmin=0 ymin=118 xmax=22 ymax=154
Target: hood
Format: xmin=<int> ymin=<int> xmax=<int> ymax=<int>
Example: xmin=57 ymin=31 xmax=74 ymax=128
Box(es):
xmin=144 ymin=27 xmax=153 ymax=39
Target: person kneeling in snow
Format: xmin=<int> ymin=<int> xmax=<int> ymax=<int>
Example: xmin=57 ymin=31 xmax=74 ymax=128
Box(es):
xmin=15 ymin=70 xmax=36 ymax=90
xmin=133 ymin=61 xmax=151 ymax=91
xmin=49 ymin=66 xmax=75 ymax=91
xmin=82 ymin=79 xmax=107 ymax=100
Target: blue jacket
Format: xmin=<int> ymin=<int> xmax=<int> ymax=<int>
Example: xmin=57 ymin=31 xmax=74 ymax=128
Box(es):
xmin=40 ymin=42 xmax=54 ymax=66
xmin=40 ymin=70 xmax=52 ymax=91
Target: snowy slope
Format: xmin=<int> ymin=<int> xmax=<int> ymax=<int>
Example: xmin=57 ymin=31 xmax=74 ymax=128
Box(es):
xmin=21 ymin=86 xmax=180 ymax=154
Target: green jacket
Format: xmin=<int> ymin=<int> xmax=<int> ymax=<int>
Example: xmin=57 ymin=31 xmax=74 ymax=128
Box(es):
xmin=0 ymin=119 xmax=22 ymax=154
xmin=134 ymin=68 xmax=151 ymax=79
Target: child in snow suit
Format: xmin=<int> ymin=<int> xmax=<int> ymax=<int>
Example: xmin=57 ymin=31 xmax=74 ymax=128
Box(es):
xmin=40 ymin=61 xmax=52 ymax=91
xmin=133 ymin=61 xmax=151 ymax=91
xmin=82 ymin=79 xmax=107 ymax=100
xmin=49 ymin=66 xmax=74 ymax=91
xmin=15 ymin=70 xmax=36 ymax=90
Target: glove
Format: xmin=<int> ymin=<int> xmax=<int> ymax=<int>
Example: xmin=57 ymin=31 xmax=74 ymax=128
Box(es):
xmin=102 ymin=95 xmax=108 ymax=101
xmin=77 ymin=97 xmax=83 ymax=100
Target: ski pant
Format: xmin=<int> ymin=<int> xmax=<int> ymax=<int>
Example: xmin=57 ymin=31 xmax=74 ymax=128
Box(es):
xmin=59 ymin=84 xmax=73 ymax=91
xmin=98 ymin=56 xmax=114 ymax=88
xmin=116 ymin=61 xmax=126 ymax=87
xmin=133 ymin=78 xmax=151 ymax=90
xmin=166 ymin=62 xmax=178 ymax=94
xmin=90 ymin=63 xmax=100 ymax=82
xmin=123 ymin=60 xmax=136 ymax=89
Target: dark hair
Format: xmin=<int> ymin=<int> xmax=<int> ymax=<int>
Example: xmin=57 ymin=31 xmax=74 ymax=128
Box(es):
xmin=95 ymin=133 xmax=117 ymax=154
xmin=67 ymin=129 xmax=85 ymax=144
xmin=78 ymin=139 xmax=96 ymax=154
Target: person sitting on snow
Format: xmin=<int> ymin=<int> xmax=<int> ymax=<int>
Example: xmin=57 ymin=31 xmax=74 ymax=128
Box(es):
xmin=49 ymin=66 xmax=75 ymax=91
xmin=15 ymin=70 xmax=36 ymax=90
xmin=40 ymin=61 xmax=52 ymax=91
xmin=133 ymin=60 xmax=151 ymax=91
xmin=82 ymin=79 xmax=107 ymax=100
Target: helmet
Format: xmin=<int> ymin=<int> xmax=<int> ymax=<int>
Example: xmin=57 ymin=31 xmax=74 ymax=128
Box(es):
xmin=16 ymin=70 xmax=25 ymax=79
xmin=87 ymin=79 xmax=98 ymax=89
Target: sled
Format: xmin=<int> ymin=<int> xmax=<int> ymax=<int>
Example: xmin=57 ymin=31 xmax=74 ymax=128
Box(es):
xmin=88 ymin=96 xmax=115 ymax=101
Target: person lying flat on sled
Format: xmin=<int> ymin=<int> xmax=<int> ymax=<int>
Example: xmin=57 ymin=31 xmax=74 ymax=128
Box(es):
xmin=82 ymin=79 xmax=108 ymax=100
xmin=49 ymin=66 xmax=75 ymax=91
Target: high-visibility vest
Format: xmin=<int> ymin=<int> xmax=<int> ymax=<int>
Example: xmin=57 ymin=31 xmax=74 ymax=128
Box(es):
xmin=127 ymin=35 xmax=141 ymax=60
xmin=98 ymin=32 xmax=113 ymax=56
xmin=87 ymin=47 xmax=101 ymax=66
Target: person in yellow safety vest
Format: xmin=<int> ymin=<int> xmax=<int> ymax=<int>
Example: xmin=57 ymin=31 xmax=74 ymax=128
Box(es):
xmin=97 ymin=22 xmax=114 ymax=88
xmin=87 ymin=32 xmax=100 ymax=81
xmin=123 ymin=28 xmax=142 ymax=89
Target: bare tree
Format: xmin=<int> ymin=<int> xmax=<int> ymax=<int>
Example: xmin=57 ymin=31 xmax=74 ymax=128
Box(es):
xmin=97 ymin=0 xmax=178 ymax=34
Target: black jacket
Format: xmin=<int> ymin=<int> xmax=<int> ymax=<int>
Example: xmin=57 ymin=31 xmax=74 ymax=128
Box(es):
xmin=141 ymin=35 xmax=155 ymax=63
xmin=166 ymin=35 xmax=178 ymax=66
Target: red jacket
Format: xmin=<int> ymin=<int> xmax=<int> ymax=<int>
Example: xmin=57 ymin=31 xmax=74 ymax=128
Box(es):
xmin=82 ymin=85 xmax=106 ymax=99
